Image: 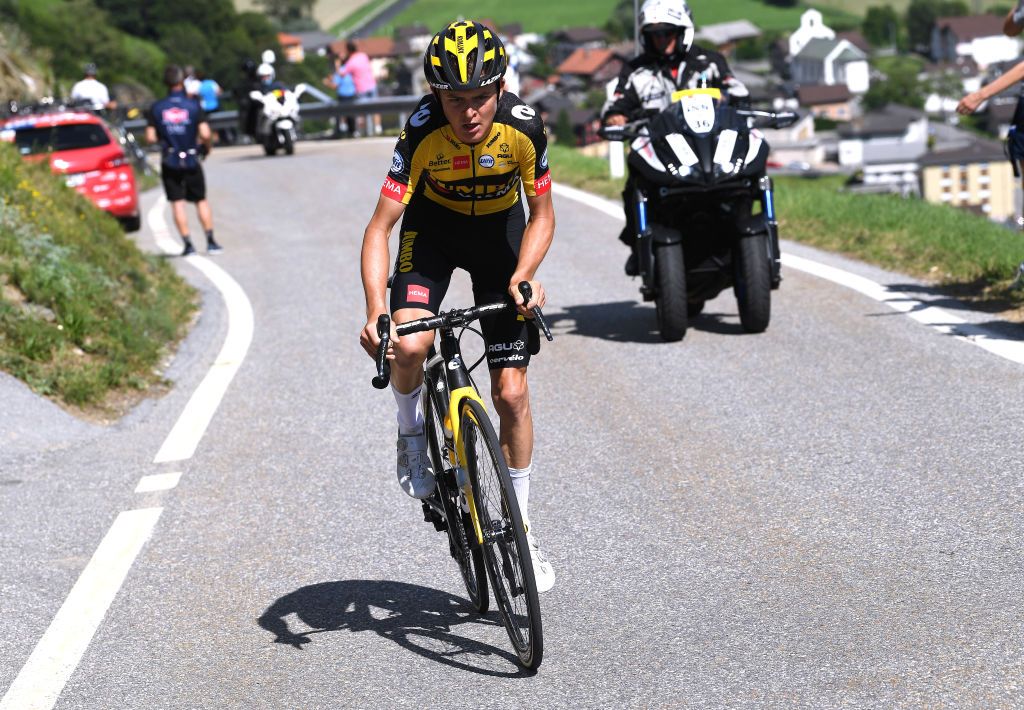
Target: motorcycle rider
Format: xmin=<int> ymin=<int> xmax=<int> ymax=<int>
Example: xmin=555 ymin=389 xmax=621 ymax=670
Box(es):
xmin=70 ymin=63 xmax=117 ymax=112
xmin=601 ymin=0 xmax=748 ymax=275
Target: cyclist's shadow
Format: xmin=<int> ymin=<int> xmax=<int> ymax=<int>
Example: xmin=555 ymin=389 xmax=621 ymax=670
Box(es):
xmin=257 ymin=580 xmax=530 ymax=677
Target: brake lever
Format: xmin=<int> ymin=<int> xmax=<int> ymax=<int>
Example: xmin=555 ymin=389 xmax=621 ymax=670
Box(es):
xmin=371 ymin=314 xmax=392 ymax=389
xmin=517 ymin=281 xmax=553 ymax=342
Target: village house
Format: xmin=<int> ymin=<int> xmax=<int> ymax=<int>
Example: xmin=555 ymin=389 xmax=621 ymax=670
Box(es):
xmin=788 ymin=9 xmax=834 ymax=58
xmin=550 ymin=27 xmax=608 ymax=66
xmin=277 ymin=32 xmax=304 ymax=63
xmin=931 ymin=15 xmax=1021 ymax=69
xmin=919 ymin=140 xmax=1017 ymax=221
xmin=555 ymin=47 xmax=625 ymax=90
xmin=796 ymin=84 xmax=854 ymax=121
xmin=790 ymin=37 xmax=870 ymax=94
xmin=694 ymin=20 xmax=761 ymax=56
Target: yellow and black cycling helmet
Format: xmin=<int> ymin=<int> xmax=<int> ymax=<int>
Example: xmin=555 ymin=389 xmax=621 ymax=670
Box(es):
xmin=423 ymin=20 xmax=507 ymax=91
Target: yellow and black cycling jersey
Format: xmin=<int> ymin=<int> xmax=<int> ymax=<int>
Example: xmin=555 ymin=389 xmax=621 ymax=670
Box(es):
xmin=381 ymin=91 xmax=552 ymax=216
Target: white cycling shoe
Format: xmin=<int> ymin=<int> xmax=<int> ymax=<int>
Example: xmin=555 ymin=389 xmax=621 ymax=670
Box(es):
xmin=526 ymin=532 xmax=556 ymax=593
xmin=396 ymin=431 xmax=435 ymax=499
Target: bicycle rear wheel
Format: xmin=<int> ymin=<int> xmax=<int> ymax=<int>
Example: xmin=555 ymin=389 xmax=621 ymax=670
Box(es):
xmin=424 ymin=378 xmax=488 ymax=613
xmin=460 ymin=398 xmax=543 ymax=669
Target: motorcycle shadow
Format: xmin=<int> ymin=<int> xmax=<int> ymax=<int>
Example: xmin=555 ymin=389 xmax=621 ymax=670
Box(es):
xmin=548 ymin=300 xmax=745 ymax=343
xmin=256 ymin=579 xmax=530 ymax=677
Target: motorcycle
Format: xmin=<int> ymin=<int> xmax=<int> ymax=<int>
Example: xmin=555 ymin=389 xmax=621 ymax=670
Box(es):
xmin=248 ymin=83 xmax=307 ymax=156
xmin=601 ymin=88 xmax=798 ymax=341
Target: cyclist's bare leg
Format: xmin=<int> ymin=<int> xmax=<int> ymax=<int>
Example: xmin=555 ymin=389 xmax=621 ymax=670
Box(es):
xmin=390 ymin=307 xmax=434 ymax=394
xmin=490 ymin=366 xmax=533 ymax=469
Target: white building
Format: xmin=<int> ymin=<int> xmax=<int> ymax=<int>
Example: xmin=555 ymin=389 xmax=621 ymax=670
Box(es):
xmin=791 ymin=38 xmax=870 ymax=94
xmin=837 ymin=105 xmax=929 ymax=169
xmin=931 ymin=15 xmax=1021 ymax=69
xmin=788 ymin=9 xmax=834 ymax=58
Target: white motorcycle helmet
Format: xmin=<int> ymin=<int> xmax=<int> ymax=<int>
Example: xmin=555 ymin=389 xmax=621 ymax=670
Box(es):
xmin=638 ymin=0 xmax=695 ymax=57
xmin=257 ymin=63 xmax=275 ymax=82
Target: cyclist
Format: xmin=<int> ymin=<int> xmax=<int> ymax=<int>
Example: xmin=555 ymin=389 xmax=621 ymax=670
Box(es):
xmin=358 ymin=20 xmax=556 ymax=592
xmin=601 ymin=0 xmax=748 ymax=274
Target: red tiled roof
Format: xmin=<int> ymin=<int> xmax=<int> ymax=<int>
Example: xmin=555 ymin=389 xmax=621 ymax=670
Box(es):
xmin=556 ymin=47 xmax=616 ymax=76
xmin=797 ymin=83 xmax=852 ymax=105
xmin=277 ymin=32 xmax=302 ymax=47
xmin=330 ymin=36 xmax=400 ymax=58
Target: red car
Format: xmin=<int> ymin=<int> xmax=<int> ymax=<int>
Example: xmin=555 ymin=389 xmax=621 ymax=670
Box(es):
xmin=0 ymin=109 xmax=141 ymax=231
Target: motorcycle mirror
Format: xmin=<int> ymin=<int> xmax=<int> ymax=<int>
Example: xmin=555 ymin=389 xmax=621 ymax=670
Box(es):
xmin=599 ymin=125 xmax=626 ymax=142
xmin=773 ymin=112 xmax=799 ymax=129
xmin=249 ymin=91 xmax=263 ymax=101
xmin=294 ymin=82 xmax=308 ymax=94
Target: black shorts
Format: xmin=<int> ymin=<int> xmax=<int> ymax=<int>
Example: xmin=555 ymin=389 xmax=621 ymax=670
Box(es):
xmin=389 ymin=197 xmax=533 ymax=370
xmin=161 ymin=165 xmax=206 ymax=202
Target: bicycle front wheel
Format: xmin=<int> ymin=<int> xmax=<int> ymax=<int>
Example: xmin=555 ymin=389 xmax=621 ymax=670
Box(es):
xmin=460 ymin=398 xmax=543 ymax=669
xmin=424 ymin=380 xmax=488 ymax=613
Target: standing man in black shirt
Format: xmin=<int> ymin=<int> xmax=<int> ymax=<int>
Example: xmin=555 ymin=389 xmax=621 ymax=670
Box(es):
xmin=146 ymin=65 xmax=222 ymax=256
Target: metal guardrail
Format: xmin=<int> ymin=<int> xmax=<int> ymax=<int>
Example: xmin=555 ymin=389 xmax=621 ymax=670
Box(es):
xmin=121 ymin=95 xmax=423 ymax=136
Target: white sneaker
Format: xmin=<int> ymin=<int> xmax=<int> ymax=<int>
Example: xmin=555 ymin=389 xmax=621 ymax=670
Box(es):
xmin=526 ymin=532 xmax=555 ymax=593
xmin=396 ymin=431 xmax=435 ymax=499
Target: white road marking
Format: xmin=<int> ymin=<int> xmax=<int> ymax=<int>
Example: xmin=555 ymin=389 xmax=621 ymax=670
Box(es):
xmin=134 ymin=472 xmax=182 ymax=493
xmin=552 ymin=182 xmax=1024 ymax=365
xmin=0 ymin=508 xmax=163 ymax=710
xmin=149 ymin=196 xmax=255 ymax=463
xmin=0 ymin=195 xmax=255 ymax=709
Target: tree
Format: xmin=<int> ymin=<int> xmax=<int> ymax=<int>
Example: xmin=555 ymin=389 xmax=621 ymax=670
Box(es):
xmin=554 ymin=108 xmax=575 ymax=145
xmin=862 ymin=6 xmax=901 ymax=48
xmin=863 ymin=55 xmax=926 ymax=110
xmin=604 ymin=0 xmax=634 ymax=42
xmin=905 ymin=0 xmax=969 ymax=51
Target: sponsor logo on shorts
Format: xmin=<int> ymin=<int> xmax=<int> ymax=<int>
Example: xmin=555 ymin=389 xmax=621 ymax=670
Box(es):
xmin=487 ymin=340 xmax=525 ymax=353
xmin=489 ymin=353 xmax=525 ymax=364
xmin=478 ymin=154 xmax=495 ymax=168
xmin=407 ymin=284 xmax=430 ymax=304
xmin=453 ymin=154 xmax=471 ymax=170
xmin=381 ymin=176 xmax=407 ymax=201
xmin=398 ymin=230 xmax=416 ymax=273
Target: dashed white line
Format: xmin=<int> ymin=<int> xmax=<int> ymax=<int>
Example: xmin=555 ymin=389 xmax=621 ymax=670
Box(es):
xmin=552 ymin=182 xmax=1024 ymax=366
xmin=0 ymin=508 xmax=163 ymax=710
xmin=135 ymin=472 xmax=183 ymax=493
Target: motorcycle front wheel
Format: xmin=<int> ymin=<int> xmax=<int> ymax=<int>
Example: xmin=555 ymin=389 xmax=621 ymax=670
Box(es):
xmin=654 ymin=242 xmax=687 ymax=342
xmin=734 ymin=234 xmax=772 ymax=333
xmin=283 ymin=131 xmax=294 ymax=155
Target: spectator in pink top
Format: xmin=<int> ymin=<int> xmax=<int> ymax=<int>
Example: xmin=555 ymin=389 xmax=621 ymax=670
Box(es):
xmin=338 ymin=40 xmax=380 ymax=134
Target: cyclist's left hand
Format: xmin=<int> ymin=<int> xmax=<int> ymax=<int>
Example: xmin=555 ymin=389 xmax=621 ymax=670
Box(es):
xmin=510 ymin=278 xmax=545 ymax=317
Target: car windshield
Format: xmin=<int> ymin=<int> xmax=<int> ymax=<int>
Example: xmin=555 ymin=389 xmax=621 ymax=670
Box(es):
xmin=11 ymin=123 xmax=111 ymax=155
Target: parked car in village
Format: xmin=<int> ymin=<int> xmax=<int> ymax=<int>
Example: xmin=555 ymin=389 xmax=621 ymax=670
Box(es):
xmin=0 ymin=108 xmax=141 ymax=231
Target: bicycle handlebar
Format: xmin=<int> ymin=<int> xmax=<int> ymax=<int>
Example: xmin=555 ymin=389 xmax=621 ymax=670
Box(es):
xmin=370 ymin=281 xmax=553 ymax=389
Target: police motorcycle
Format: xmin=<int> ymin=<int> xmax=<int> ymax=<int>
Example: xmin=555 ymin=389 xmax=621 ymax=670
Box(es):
xmin=248 ymin=83 xmax=307 ymax=156
xmin=601 ymin=88 xmax=797 ymax=341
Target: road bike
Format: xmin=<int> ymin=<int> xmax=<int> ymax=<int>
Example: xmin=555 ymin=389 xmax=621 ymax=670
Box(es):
xmin=370 ymin=282 xmax=552 ymax=670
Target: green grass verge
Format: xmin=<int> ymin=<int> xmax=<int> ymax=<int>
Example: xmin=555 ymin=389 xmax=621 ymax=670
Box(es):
xmin=331 ymin=0 xmax=394 ymax=35
xmin=0 ymin=144 xmax=196 ymax=410
xmin=549 ymin=144 xmax=1024 ymax=313
xmin=374 ymin=0 xmax=857 ymax=36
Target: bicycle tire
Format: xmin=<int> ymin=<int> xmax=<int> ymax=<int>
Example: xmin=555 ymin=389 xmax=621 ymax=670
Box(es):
xmin=424 ymin=380 xmax=488 ymax=613
xmin=460 ymin=398 xmax=543 ymax=669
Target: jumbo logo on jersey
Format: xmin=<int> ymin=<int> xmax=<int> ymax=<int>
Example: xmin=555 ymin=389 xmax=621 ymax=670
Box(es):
xmin=162 ymin=107 xmax=190 ymax=124
xmin=453 ymin=155 xmax=471 ymax=170
xmin=478 ymin=154 xmax=495 ymax=168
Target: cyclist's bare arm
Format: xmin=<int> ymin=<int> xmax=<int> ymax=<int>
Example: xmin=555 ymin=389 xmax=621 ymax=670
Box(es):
xmin=360 ymin=194 xmax=407 ymax=358
xmin=510 ymin=190 xmax=555 ymax=314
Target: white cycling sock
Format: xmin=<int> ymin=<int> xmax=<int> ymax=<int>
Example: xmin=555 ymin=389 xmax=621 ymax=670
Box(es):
xmin=508 ymin=462 xmax=532 ymax=530
xmin=392 ymin=384 xmax=423 ymax=435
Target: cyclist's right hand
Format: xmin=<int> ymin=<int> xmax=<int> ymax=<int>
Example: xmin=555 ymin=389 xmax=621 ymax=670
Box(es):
xmin=360 ymin=312 xmax=397 ymax=360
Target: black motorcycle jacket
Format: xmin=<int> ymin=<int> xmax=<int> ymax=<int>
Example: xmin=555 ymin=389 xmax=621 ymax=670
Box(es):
xmin=602 ymin=44 xmax=748 ymax=122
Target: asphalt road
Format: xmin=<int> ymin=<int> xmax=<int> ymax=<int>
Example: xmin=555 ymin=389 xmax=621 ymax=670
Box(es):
xmin=2 ymin=139 xmax=1023 ymax=708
